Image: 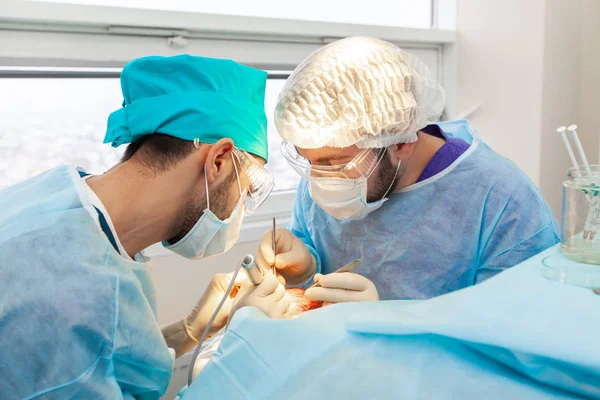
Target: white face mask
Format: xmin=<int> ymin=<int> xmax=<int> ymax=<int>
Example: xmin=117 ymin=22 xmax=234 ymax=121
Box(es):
xmin=163 ymin=158 xmax=245 ymax=259
xmin=309 ymin=161 xmax=401 ymax=220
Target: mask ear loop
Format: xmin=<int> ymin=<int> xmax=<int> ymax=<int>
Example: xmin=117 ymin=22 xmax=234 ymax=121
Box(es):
xmin=379 ymin=157 xmax=402 ymax=200
xmin=203 ymin=166 xmax=211 ymax=212
xmin=195 ymin=138 xmax=213 ymax=212
xmin=231 ymin=151 xmax=243 ymax=196
xmin=231 ymin=151 xmax=250 ymax=215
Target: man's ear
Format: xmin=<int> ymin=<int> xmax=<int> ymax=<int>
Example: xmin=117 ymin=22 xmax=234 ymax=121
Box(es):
xmin=389 ymin=142 xmax=416 ymax=160
xmin=204 ymin=138 xmax=235 ymax=184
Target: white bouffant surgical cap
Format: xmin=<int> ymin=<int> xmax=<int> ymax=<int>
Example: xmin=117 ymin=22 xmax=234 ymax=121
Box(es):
xmin=274 ymin=36 xmax=446 ymax=149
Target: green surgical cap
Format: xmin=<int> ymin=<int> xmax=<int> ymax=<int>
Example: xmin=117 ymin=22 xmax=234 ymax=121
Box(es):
xmin=104 ymin=54 xmax=268 ymax=160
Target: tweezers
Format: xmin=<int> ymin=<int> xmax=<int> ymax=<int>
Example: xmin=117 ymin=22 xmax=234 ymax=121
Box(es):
xmin=307 ymin=259 xmax=362 ymax=290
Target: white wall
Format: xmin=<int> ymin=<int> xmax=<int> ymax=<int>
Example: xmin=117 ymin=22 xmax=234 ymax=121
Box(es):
xmin=539 ymin=0 xmax=583 ymax=215
xmin=457 ymin=0 xmax=600 ymax=217
xmin=579 ymin=0 xmax=600 ymax=166
xmin=456 ymin=0 xmax=546 ymax=183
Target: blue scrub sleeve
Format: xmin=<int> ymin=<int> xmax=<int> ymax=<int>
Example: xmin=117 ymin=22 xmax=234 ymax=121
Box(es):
xmin=289 ymin=179 xmax=322 ymax=288
xmin=19 ymin=270 xmax=173 ymax=400
xmin=111 ymin=272 xmax=174 ymax=399
xmin=40 ymin=271 xmax=173 ymax=400
xmin=475 ymin=180 xmax=560 ymax=283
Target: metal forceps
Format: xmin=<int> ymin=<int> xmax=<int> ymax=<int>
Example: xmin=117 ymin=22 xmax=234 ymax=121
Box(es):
xmin=307 ymin=259 xmax=362 ymax=290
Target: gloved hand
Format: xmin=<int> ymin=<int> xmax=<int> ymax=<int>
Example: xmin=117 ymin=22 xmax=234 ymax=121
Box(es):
xmin=305 ymin=272 xmax=379 ymax=303
xmin=256 ymin=228 xmax=316 ymax=286
xmin=161 ymin=272 xmax=243 ymax=358
xmin=230 ymin=273 xmax=291 ymax=319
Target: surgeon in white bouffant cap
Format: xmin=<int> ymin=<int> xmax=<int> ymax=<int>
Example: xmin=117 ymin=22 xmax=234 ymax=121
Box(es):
xmin=256 ymin=36 xmax=559 ymax=303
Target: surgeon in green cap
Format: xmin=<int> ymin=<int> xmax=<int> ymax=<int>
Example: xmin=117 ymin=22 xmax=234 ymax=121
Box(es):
xmin=0 ymin=55 xmax=289 ymax=399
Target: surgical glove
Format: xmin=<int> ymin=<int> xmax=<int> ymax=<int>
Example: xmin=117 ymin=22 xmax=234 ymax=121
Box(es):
xmin=230 ymin=273 xmax=292 ymax=319
xmin=161 ymin=272 xmax=243 ymax=358
xmin=256 ymin=228 xmax=316 ymax=286
xmin=305 ymin=272 xmax=379 ymax=303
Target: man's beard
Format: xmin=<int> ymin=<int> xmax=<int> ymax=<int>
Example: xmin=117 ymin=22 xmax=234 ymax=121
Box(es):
xmin=367 ymin=151 xmax=401 ymax=203
xmin=169 ymin=169 xmax=237 ymax=243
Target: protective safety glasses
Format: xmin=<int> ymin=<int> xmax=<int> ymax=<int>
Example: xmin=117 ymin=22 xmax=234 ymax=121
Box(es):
xmin=281 ymin=140 xmax=386 ymax=182
xmin=232 ymin=148 xmax=274 ymax=215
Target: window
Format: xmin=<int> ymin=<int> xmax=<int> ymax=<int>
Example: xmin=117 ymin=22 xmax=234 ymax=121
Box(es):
xmin=31 ymin=0 xmax=435 ymax=29
xmin=1 ymin=0 xmax=456 ymax=244
xmin=0 ymin=71 xmax=298 ymax=192
xmin=264 ymin=77 xmax=300 ymax=192
xmin=0 ymin=76 xmax=123 ymax=187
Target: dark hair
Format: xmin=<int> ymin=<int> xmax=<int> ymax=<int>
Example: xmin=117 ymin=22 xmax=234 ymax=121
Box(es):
xmin=121 ymin=134 xmax=195 ymax=173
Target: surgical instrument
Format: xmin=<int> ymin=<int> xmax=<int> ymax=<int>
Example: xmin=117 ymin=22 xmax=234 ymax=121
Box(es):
xmin=188 ymin=253 xmax=252 ymax=385
xmin=308 ymin=259 xmax=362 ymax=290
xmin=242 ymin=254 xmax=264 ymax=285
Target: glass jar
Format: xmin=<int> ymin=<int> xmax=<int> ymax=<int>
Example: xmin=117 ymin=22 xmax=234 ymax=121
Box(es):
xmin=560 ymin=165 xmax=600 ymax=264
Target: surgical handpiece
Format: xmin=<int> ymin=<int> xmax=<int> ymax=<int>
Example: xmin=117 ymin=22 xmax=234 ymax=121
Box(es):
xmin=241 ymin=254 xmax=264 ymax=285
xmin=188 ymin=253 xmax=263 ymax=385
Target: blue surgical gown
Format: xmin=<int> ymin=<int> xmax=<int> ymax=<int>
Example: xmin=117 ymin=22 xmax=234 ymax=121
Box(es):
xmin=292 ymin=120 xmax=560 ymax=299
xmin=0 ymin=166 xmax=173 ymax=399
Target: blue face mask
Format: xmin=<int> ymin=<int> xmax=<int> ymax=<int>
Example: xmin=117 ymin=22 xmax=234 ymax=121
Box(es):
xmin=163 ymin=158 xmax=245 ymax=259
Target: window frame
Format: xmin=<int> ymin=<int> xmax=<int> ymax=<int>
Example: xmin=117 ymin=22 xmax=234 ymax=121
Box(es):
xmin=0 ymin=0 xmax=457 ymax=255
